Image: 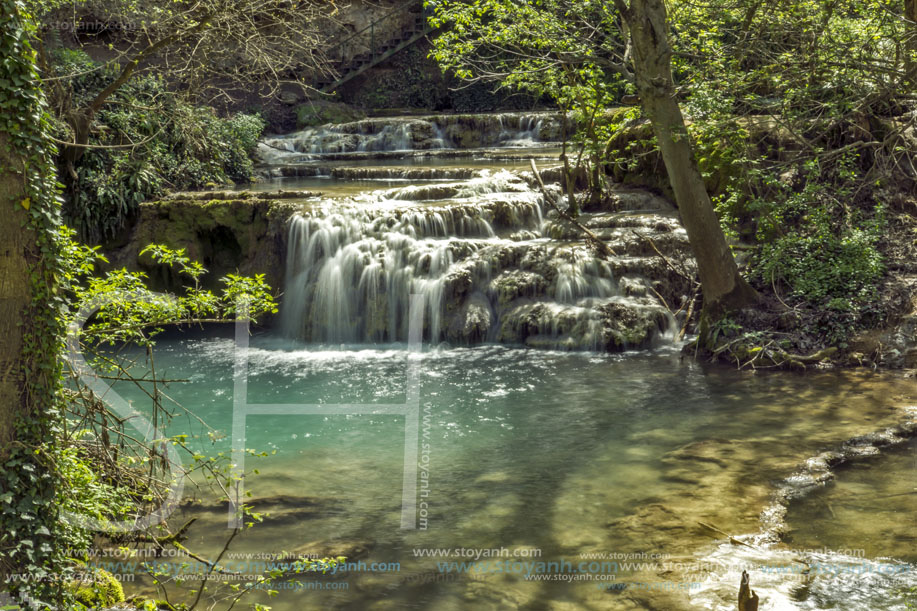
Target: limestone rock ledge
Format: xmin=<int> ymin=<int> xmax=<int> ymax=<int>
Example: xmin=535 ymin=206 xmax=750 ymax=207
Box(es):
xmin=105 ymin=196 xmax=300 ymax=297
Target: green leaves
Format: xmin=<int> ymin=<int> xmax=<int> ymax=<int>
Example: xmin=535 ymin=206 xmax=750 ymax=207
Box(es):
xmin=749 ymin=154 xmax=887 ymax=342
xmin=430 ymin=0 xmax=627 ymax=103
xmin=1 ymin=2 xmax=75 ymax=606
xmin=429 ymin=0 xmax=628 ymax=205
xmin=63 ymin=238 xmax=278 ymax=348
xmin=140 ymin=244 xmax=205 ymax=282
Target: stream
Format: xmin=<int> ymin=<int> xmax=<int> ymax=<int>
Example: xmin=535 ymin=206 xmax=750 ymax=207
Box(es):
xmin=99 ymin=113 xmax=916 ymax=610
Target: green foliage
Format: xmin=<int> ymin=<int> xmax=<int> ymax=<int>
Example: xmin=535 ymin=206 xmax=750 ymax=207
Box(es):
xmin=429 ymin=0 xmax=909 ymax=352
xmin=54 ymin=444 xmax=133 ymax=554
xmin=748 ymin=157 xmax=886 ymax=307
xmin=60 ymin=441 xmax=132 ymax=522
xmin=56 ymin=232 xmax=283 ymax=606
xmin=61 ymin=235 xmax=277 ymax=346
xmin=50 ymin=49 xmax=266 ymax=243
xmin=428 ymin=0 xmax=629 ymax=202
xmin=707 ymin=315 xmax=743 ymax=347
xmin=755 ymin=211 xmax=885 ymax=304
xmin=666 ymin=0 xmax=907 ymax=347
xmin=903 ymin=585 xmax=917 ymax=610
xmin=428 ymin=0 xmax=628 ymax=102
xmin=707 ymin=153 xmax=889 ymax=348
xmin=602 ymin=107 xmax=666 ymax=192
xmin=670 ymin=0 xmax=913 ymax=116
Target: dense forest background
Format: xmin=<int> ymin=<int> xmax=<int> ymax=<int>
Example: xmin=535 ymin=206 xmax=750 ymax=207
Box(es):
xmin=28 ymin=0 xmax=917 ymax=361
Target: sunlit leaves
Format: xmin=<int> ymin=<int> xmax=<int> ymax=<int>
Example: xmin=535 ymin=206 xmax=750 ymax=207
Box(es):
xmin=64 ymin=238 xmax=278 ymax=347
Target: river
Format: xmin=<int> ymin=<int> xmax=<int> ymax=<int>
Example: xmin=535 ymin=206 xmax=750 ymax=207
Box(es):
xmin=96 ymin=113 xmax=916 ymax=610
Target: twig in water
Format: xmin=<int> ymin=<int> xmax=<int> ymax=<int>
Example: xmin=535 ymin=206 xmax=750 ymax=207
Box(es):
xmin=529 ymin=159 xmax=616 ymax=257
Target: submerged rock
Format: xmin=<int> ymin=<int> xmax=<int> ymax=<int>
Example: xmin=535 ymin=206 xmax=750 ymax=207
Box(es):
xmin=288 ymin=538 xmax=374 ymax=562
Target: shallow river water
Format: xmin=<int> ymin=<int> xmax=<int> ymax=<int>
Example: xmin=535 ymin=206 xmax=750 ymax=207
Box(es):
xmin=104 ymin=335 xmax=917 ymax=610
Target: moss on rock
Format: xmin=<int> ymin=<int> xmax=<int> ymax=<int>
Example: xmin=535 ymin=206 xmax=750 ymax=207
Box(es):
xmin=104 ymin=197 xmax=299 ymax=300
xmin=69 ymin=568 xmax=125 ymax=608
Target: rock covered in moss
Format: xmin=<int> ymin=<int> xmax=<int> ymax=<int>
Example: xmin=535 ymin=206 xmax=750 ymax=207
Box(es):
xmin=70 ymin=568 xmax=125 ymax=608
xmin=446 ymin=292 xmax=494 ymax=343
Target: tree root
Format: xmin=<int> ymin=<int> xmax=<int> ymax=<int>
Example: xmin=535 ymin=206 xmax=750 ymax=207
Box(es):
xmin=710 ymin=336 xmax=839 ymax=370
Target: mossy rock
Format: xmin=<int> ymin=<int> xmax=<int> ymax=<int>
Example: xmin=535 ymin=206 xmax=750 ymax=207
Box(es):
xmin=443 ymin=123 xmax=482 ymax=148
xmin=489 ymin=271 xmax=547 ymax=307
xmin=68 ymin=568 xmax=125 ymax=608
xmin=104 ymin=197 xmax=297 ymax=301
xmin=126 ymin=598 xmax=174 ymax=610
xmin=603 ymin=120 xmax=671 ymax=198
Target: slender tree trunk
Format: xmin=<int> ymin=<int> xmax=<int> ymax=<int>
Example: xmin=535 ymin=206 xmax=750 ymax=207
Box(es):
xmin=624 ymin=0 xmax=758 ymax=318
xmin=906 ymin=0 xmax=917 ymax=83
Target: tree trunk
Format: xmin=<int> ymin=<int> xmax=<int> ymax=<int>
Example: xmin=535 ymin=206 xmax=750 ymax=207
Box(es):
xmin=624 ymin=0 xmax=758 ymax=318
xmin=0 ymin=5 xmax=65 ymax=598
xmin=0 ymin=132 xmax=32 ymax=450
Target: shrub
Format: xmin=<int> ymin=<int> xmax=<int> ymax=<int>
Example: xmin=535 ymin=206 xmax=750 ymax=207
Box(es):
xmin=52 ymin=50 xmax=265 ymax=242
xmin=749 ymin=157 xmax=886 ymax=306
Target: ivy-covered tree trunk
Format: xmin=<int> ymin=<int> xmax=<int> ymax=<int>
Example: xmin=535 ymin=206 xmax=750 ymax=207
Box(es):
xmin=0 ymin=132 xmax=33 ymax=449
xmin=622 ymin=0 xmax=758 ymax=319
xmin=0 ymin=2 xmax=67 ymax=601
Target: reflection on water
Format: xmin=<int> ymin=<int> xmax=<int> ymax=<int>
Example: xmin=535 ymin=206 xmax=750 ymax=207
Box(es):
xmin=103 ymin=336 xmax=916 ymax=610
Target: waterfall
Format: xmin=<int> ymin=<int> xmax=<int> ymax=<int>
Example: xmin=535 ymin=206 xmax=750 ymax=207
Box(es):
xmin=278 ymin=169 xmax=680 ymax=349
xmin=260 ymin=109 xmax=690 ymax=351
xmin=259 ymin=112 xmax=562 ymax=163
xmin=280 ymin=171 xmax=538 ymax=343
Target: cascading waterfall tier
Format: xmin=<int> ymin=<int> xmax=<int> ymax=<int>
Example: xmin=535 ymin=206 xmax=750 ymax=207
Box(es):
xmin=279 ymin=169 xmax=692 ymax=350
xmin=258 ymin=112 xmax=563 ymax=165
